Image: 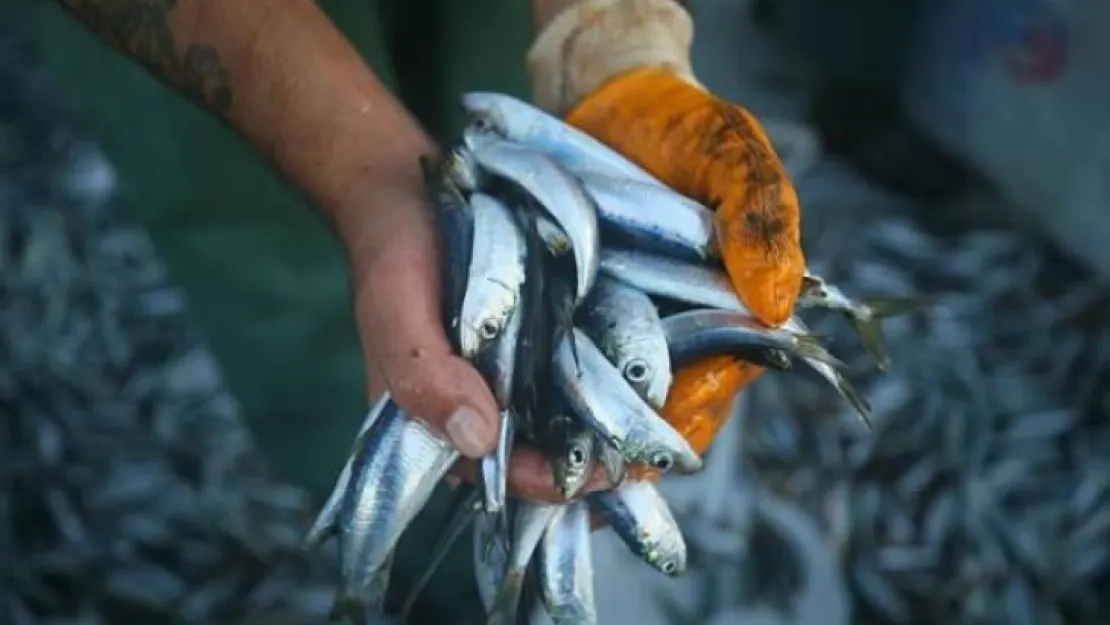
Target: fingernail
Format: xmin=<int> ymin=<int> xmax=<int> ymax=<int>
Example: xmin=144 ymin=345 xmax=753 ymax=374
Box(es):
xmin=445 ymin=406 xmax=493 ymax=458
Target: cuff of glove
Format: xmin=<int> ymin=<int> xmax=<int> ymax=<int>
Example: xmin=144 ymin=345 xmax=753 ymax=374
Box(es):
xmin=527 ymin=0 xmax=702 ymax=115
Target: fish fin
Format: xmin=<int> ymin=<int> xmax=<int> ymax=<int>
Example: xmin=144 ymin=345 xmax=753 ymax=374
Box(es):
xmin=793 ymin=334 xmax=846 ymax=370
xmin=853 ymin=297 xmax=929 ymax=371
xmin=301 ymin=515 xmax=336 ymax=553
xmin=398 ymin=488 xmax=481 ymax=621
xmin=599 ymin=442 xmax=627 ymax=487
xmin=487 ymin=570 xmax=526 ymax=625
xmin=328 ymin=595 xmax=368 ymax=625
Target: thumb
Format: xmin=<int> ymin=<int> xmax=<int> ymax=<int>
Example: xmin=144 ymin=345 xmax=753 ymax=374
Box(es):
xmin=352 ymin=222 xmax=500 ymax=460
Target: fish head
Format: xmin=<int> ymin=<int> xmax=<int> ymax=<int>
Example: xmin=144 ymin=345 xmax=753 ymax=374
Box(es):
xmin=550 ymin=424 xmax=595 ymax=499
xmin=459 ymin=285 xmax=518 ymax=359
xmin=444 ymin=146 xmax=481 ymax=191
xmin=619 ymin=348 xmax=673 ymax=410
xmin=459 ymin=312 xmax=504 ymax=360
xmin=645 ymin=539 xmax=688 ymax=577
xmin=461 ymin=93 xmax=513 ymax=137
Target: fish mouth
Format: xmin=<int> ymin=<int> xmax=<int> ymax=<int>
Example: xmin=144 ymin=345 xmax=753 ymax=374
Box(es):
xmin=645 ymin=372 xmax=674 ymax=411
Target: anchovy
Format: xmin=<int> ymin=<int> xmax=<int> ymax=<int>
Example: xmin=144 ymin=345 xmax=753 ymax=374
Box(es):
xmin=577 ymin=172 xmax=718 ymax=261
xmin=799 ymin=271 xmax=927 ymax=371
xmin=590 ymin=481 xmax=687 ymax=576
xmin=420 ymin=155 xmax=474 ymax=349
xmin=461 ymin=91 xmax=663 ymax=185
xmin=580 ymin=275 xmax=672 ymax=409
xmin=488 ymin=502 xmax=561 ymax=625
xmin=458 ymin=192 xmax=528 ymax=359
xmin=661 ymin=308 xmax=842 ymax=370
xmin=538 ymin=502 xmax=597 ymax=625
xmin=326 ymin=396 xmax=460 ymax=621
xmin=599 ymin=249 xmax=872 ymax=426
xmin=553 ymin=328 xmax=702 ymax=473
xmin=464 ymin=131 xmax=600 ymax=304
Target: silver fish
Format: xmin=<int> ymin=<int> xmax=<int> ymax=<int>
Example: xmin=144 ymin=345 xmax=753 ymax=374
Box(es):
xmin=489 ymin=502 xmax=561 ymax=625
xmin=577 ymin=172 xmax=718 ymax=261
xmin=599 ymin=249 xmax=872 ymax=426
xmin=330 ymin=397 xmax=460 ymax=615
xmin=661 ymin=308 xmax=843 ymax=370
xmin=464 ymin=133 xmax=600 ymax=304
xmin=459 ymin=193 xmax=527 ymax=359
xmin=799 ymin=271 xmax=927 ymax=371
xmin=474 ymin=509 xmax=510 ymax=614
xmin=481 ymin=409 xmax=515 ymax=516
xmin=590 ymin=481 xmax=687 ymax=576
xmin=303 ymin=394 xmax=392 ymax=552
xmin=581 ymin=276 xmax=673 ymax=409
xmin=539 ymin=396 xmax=596 ymax=500
xmin=461 ymin=91 xmax=663 ymax=185
xmin=553 ymin=328 xmax=702 ymax=473
xmin=538 ymin=502 xmax=597 ymax=625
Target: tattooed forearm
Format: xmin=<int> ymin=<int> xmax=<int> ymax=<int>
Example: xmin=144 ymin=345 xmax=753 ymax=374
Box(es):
xmin=55 ymin=0 xmax=233 ymax=114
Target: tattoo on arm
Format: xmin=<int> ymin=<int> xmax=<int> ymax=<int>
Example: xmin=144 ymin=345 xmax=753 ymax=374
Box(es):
xmin=56 ymin=0 xmax=233 ymax=114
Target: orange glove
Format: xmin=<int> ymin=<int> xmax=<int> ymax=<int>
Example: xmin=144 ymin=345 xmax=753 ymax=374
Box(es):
xmin=528 ymin=0 xmax=802 ymax=455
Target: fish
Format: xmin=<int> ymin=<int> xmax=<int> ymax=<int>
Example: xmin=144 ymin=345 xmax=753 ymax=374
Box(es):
xmin=533 ymin=393 xmax=596 ymax=500
xmin=397 ymin=485 xmax=484 ymax=622
xmin=488 ymin=502 xmax=561 ymax=625
xmin=552 ymin=327 xmax=702 ymax=473
xmin=420 ymin=155 xmax=474 ymax=349
xmin=481 ymin=410 xmax=515 ymax=517
xmin=580 ymin=275 xmax=673 ymax=409
xmin=443 ymin=144 xmax=481 ymax=192
xmin=474 ymin=507 xmax=511 ymax=614
xmin=799 ymin=271 xmax=927 ymax=370
xmin=463 ymin=131 xmax=600 ymax=305
xmin=302 ymin=395 xmax=393 ymax=552
xmin=576 ymin=172 xmax=718 ymax=261
xmin=326 ymin=396 xmax=460 ymax=622
xmin=461 ymin=91 xmax=664 ymax=185
xmin=599 ymin=248 xmax=872 ymax=426
xmin=538 ymin=502 xmax=597 ymax=625
xmin=458 ymin=192 xmax=528 ymax=359
xmin=590 ymin=481 xmax=687 ymax=576
xmin=661 ymin=308 xmax=842 ymax=370
xmin=508 ymin=209 xmax=554 ymax=438
xmin=474 ymin=296 xmax=524 ymax=409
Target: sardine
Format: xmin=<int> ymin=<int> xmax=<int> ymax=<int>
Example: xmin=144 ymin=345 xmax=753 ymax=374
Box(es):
xmin=464 ymin=132 xmax=600 ymax=304
xmin=482 ymin=409 xmax=515 ymax=517
xmin=538 ymin=502 xmax=597 ymax=625
xmin=577 ymin=172 xmax=718 ymax=261
xmin=553 ymin=328 xmax=702 ymax=473
xmin=590 ymin=481 xmax=687 ymax=576
xmin=489 ymin=502 xmax=561 ymax=625
xmin=580 ymin=276 xmax=672 ymax=409
xmin=799 ymin=271 xmax=927 ymax=371
xmin=475 ymin=298 xmax=523 ymax=409
xmin=302 ymin=395 xmax=392 ymax=552
xmin=420 ymin=155 xmax=474 ymax=349
xmin=330 ymin=396 xmax=460 ymax=620
xmin=474 ymin=509 xmax=511 ymax=613
xmin=661 ymin=308 xmax=842 ymax=370
xmin=461 ymin=91 xmax=663 ymax=185
xmin=534 ymin=393 xmax=596 ymax=500
xmin=599 ymin=249 xmax=872 ymax=426
xmin=459 ymin=193 xmax=527 ymax=359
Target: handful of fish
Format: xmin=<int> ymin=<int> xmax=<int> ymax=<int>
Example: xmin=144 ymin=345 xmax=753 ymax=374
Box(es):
xmin=304 ymin=93 xmax=925 ymax=624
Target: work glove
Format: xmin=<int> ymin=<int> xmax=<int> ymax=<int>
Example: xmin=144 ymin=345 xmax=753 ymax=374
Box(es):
xmin=529 ymin=0 xmax=804 ymax=455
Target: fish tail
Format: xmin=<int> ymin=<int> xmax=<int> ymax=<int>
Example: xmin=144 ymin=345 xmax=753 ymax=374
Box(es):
xmin=301 ymin=516 xmax=336 ymax=553
xmin=329 ymin=595 xmax=370 ymax=625
xmin=793 ymin=334 xmax=846 ymax=370
xmin=487 ymin=570 xmax=526 ymax=625
xmin=835 ymin=372 xmax=872 ymax=429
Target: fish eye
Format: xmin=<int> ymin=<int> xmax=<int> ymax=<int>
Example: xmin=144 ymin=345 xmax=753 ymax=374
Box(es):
xmin=623 ymin=359 xmax=650 ymax=384
xmin=470 ymin=114 xmax=494 ymax=133
xmin=649 ymin=452 xmax=674 ymax=472
xmin=660 ymin=560 xmax=678 ymax=576
xmin=568 ymin=445 xmax=588 ymax=468
xmin=478 ymin=318 xmax=501 ymax=340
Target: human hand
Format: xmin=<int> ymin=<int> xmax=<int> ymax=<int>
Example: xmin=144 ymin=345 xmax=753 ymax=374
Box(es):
xmin=528 ymin=0 xmax=802 ymax=450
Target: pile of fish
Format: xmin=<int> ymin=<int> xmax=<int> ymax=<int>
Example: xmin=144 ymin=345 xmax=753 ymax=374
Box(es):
xmin=662 ymin=161 xmax=1110 ymax=625
xmin=0 ymin=28 xmax=335 ymax=625
xmin=304 ymin=93 xmax=921 ymax=624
